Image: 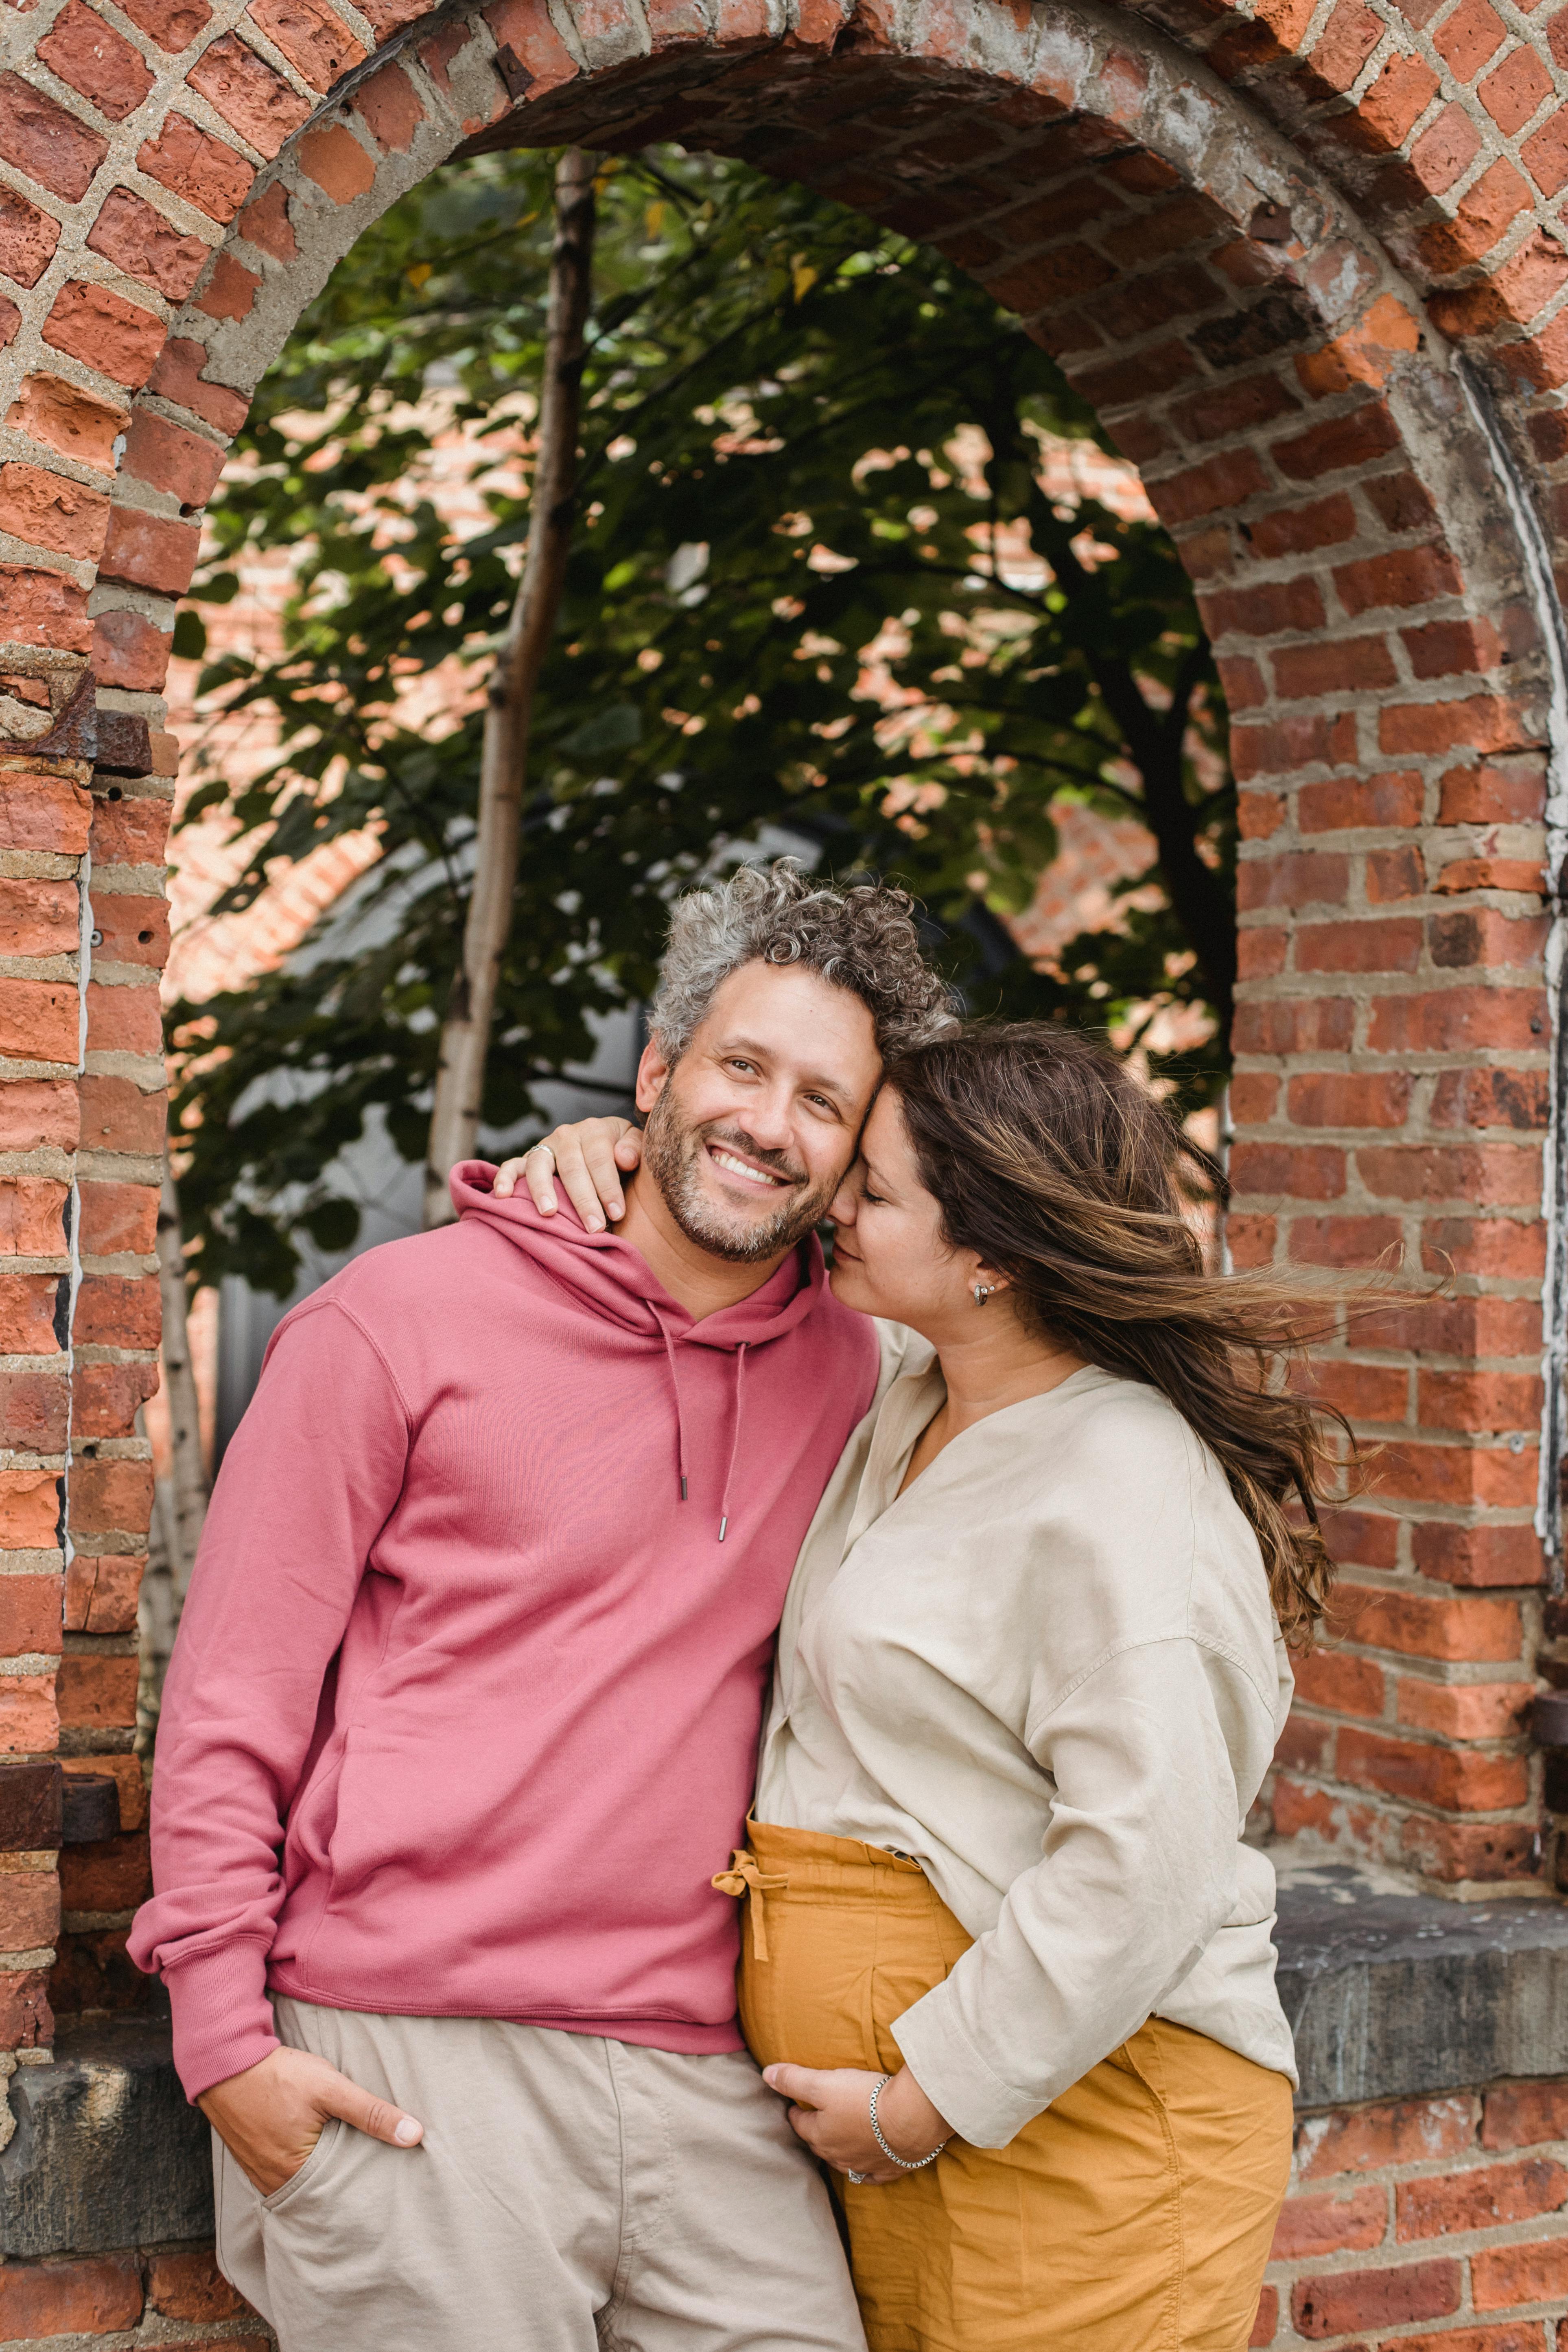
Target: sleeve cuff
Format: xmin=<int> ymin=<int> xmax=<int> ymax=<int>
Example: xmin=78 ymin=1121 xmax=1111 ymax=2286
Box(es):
xmin=164 ymin=1941 xmax=280 ymax=2104
xmin=892 ymin=1981 xmax=1046 ymax=2150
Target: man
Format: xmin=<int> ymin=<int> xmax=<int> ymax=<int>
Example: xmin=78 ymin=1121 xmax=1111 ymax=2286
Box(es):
xmin=131 ymin=862 xmax=953 ymax=2350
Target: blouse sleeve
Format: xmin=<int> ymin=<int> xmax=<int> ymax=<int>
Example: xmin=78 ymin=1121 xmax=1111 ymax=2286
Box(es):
xmin=889 ymin=1634 xmax=1272 ymax=2148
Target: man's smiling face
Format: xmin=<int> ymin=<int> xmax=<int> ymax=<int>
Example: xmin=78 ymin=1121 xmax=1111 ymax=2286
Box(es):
xmin=634 ymin=960 xmax=884 ymax=1265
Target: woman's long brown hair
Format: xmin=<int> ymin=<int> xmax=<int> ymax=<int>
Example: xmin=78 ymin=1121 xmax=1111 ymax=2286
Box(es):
xmin=889 ymin=1023 xmax=1351 ymax=1650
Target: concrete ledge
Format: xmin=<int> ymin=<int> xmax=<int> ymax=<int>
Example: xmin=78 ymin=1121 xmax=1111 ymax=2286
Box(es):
xmin=1275 ymin=1859 xmax=1568 ymax=2110
xmin=0 ymin=2015 xmax=211 ymax=2256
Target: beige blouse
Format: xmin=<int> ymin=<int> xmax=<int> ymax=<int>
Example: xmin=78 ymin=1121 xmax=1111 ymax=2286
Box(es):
xmin=754 ymin=1325 xmax=1298 ymax=2150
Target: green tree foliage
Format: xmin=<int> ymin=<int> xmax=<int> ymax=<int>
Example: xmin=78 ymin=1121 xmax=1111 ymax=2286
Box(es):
xmin=173 ymin=146 xmax=1233 ymax=1294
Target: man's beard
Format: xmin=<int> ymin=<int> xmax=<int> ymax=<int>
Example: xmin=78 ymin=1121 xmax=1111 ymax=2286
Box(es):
xmin=641 ymin=1090 xmax=840 ymax=1264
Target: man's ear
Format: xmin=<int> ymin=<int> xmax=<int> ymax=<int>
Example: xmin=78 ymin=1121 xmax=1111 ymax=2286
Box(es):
xmin=634 ymin=1033 xmax=673 ymax=1116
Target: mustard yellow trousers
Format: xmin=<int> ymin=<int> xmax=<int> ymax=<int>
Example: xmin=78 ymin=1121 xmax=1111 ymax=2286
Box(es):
xmin=722 ymin=1822 xmax=1292 ymax=2352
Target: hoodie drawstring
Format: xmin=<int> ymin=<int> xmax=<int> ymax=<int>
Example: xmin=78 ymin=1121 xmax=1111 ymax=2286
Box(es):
xmin=718 ymin=1343 xmax=748 ymax=1544
xmin=650 ymin=1308 xmax=691 ymax=1504
xmin=650 ymin=1315 xmax=748 ymax=1542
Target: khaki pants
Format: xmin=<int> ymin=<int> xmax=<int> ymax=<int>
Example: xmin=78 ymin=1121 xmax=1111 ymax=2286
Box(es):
xmin=730 ymin=1823 xmax=1294 ymax=2352
xmin=214 ymin=1995 xmax=866 ymax=2352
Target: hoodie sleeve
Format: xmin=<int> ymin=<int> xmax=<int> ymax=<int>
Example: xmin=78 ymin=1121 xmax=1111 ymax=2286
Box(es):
xmin=128 ymin=1298 xmax=412 ymax=2100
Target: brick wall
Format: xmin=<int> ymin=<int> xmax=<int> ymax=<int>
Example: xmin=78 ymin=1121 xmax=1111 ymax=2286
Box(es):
xmin=0 ymin=0 xmax=1565 ymax=2328
xmin=1258 ymin=2082 xmax=1568 ymax=2349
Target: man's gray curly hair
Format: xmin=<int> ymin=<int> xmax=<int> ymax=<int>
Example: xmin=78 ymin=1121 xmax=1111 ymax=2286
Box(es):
xmin=650 ymin=861 xmax=958 ymax=1063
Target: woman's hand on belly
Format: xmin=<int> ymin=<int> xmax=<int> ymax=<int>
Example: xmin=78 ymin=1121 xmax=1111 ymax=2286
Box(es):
xmin=763 ymin=2062 xmax=953 ymax=2184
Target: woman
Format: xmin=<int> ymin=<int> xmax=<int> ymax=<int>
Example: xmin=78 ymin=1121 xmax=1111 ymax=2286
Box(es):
xmin=497 ymin=1025 xmax=1341 ymax=2350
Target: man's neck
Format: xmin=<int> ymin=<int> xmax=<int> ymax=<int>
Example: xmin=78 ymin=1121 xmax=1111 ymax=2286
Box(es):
xmin=616 ymin=1170 xmax=793 ymax=1323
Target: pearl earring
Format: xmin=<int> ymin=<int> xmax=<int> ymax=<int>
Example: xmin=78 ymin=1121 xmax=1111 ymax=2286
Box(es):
xmin=973 ymin=1284 xmax=995 ymax=1304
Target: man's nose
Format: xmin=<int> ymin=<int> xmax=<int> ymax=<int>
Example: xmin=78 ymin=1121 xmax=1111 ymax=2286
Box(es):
xmin=737 ymin=1086 xmax=798 ymax=1151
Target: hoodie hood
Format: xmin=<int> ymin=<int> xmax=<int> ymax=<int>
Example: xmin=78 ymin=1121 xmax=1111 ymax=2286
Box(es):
xmin=452 ymin=1160 xmax=831 ymax=1539
xmin=450 ymin=1159 xmax=827 ymax=1354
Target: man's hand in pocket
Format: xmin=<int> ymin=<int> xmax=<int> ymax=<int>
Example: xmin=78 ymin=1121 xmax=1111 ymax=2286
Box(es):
xmin=200 ymin=2045 xmax=423 ymax=2197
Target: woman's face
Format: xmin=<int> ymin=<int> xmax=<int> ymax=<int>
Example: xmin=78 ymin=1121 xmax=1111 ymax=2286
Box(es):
xmin=827 ymin=1088 xmax=990 ymax=1337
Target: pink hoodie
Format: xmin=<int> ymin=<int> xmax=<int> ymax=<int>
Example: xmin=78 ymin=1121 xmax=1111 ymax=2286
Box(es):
xmin=130 ymin=1164 xmax=877 ymax=2100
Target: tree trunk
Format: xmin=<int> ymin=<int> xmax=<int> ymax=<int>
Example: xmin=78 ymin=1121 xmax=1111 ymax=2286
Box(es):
xmin=155 ymin=1152 xmax=208 ymax=1602
xmin=422 ymin=148 xmax=598 ymax=1227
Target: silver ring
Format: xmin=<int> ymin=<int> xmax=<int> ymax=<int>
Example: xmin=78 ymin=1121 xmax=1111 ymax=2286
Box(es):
xmin=526 ymin=1143 xmax=556 ymax=1170
xmin=846 ymin=2169 xmax=870 ymax=2186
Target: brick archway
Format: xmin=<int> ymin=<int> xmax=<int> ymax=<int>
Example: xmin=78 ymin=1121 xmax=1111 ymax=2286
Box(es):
xmin=1 ymin=0 xmax=1567 ymax=2330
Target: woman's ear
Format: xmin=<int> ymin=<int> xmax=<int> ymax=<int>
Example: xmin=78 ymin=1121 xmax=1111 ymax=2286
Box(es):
xmin=969 ymin=1261 xmax=1011 ymax=1304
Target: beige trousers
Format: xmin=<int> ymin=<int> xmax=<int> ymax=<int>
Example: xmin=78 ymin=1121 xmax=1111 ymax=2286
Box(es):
xmin=214 ymin=1996 xmax=866 ymax=2352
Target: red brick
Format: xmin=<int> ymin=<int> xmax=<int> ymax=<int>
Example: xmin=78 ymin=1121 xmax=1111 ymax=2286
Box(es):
xmin=1303 ymin=0 xmax=1384 ymax=92
xmin=352 ymin=59 xmax=423 ymax=151
xmin=1250 ymin=2286 xmax=1277 ymax=2347
xmin=1433 ymin=0 xmax=1507 ymax=78
xmin=1337 ymin=1726 xmax=1529 ymax=1811
xmin=144 ymin=337 xmax=249 ymax=437
xmin=1397 ymin=1678 xmax=1533 ymax=1738
xmin=78 ymin=1179 xmax=157 ymax=1257
xmin=1403 ymin=1815 xmax=1541 ymax=1881
xmin=1148 ymin=448 xmax=1270 ymax=525
xmin=7 ymin=372 xmax=126 ymax=474
xmin=0 ymin=774 xmax=89 ymax=860
xmin=1200 ymin=579 xmax=1327 ymax=639
xmin=119 ymin=0 xmax=211 ymax=44
xmin=1408 ymin=102 xmax=1482 ymax=196
xmin=187 ymin=31 xmax=312 ymax=158
xmin=1333 ymin=1583 xmax=1522 ymax=1662
xmin=56 ymin=1650 xmax=140 ymax=1735
xmin=0 ymin=979 xmax=80 ymax=1064
xmin=1367 ymin=845 xmax=1424 ymax=901
xmin=0 ymin=1967 xmax=53 ymax=2048
xmin=92 ymin=893 xmax=169 ymax=967
xmin=1271 ymin=2182 xmax=1386 ymax=2258
xmin=0 ymin=1081 xmax=76 ymax=1152
xmin=1289 ymin=1214 xmax=1404 ymax=1267
xmin=1272 ymin=400 xmax=1400 ymax=481
xmin=0 ymin=2254 xmax=142 ymax=2336
xmin=1402 ymin=617 xmax=1503 ymax=680
xmin=1477 ymin=44 xmax=1552 ymax=134
xmin=1274 ymin=634 xmax=1397 ymax=698
xmin=1237 ymin=851 xmax=1348 ymax=909
xmin=1232 ymin=997 xmax=1355 ymax=1053
xmin=0 ymin=462 xmax=110 ymax=563
xmin=1324 ymin=1507 xmax=1401 ymax=1569
xmin=1430 ymin=905 xmax=1548 ymax=969
xmin=0 ymin=1173 xmax=68 ymax=1252
xmin=1237 ymin=928 xmax=1288 ymax=978
xmin=1420 ymin=1216 xmax=1545 ymax=1282
xmin=0 ymin=73 xmax=109 ymax=202
xmin=0 ymin=564 xmax=91 ymax=654
xmin=236 ymin=179 xmax=295 ymax=261
xmin=86 ymin=980 xmax=162 ymax=1056
xmin=1275 ymin=1712 xmax=1331 ymax=1773
xmin=73 ymin=1275 xmax=160 ymax=1352
xmin=79 ymin=1075 xmax=166 ymax=1155
xmin=1381 ymin=696 xmax=1531 ymax=757
xmin=0 ymin=1371 xmax=68 ymax=1453
xmin=0 ymin=1575 xmax=63 ymax=1657
xmin=1293 ymin=2258 xmax=1459 ymax=2336
xmin=96 ymin=506 xmax=199 ymax=599
xmin=0 ymin=186 xmax=61 ymax=291
xmin=1434 ymin=856 xmax=1545 ymax=894
xmin=1297 ymin=2095 xmax=1476 ymax=2179
xmin=91 ymin=792 xmax=171 ymax=867
xmin=1248 ymin=494 xmax=1358 ymax=558
xmin=147 ymin=2249 xmax=247 ymax=2323
xmin=1333 ymin=544 xmax=1463 ymax=617
xmin=38 ymin=2 xmax=155 ymax=120
xmin=1421 ymin=1371 xmax=1543 ymax=1436
xmin=1229 ymin=1142 xmax=1346 ymax=1199
xmin=42 ymin=281 xmax=164 ymax=391
xmin=1287 ymin=1071 xmax=1410 ymax=1127
xmin=247 ymin=0 xmax=367 ymax=85
xmin=1368 ymin=985 xmax=1546 ymax=1055
xmin=64 ymin=1552 xmax=145 ymax=1633
xmin=137 ymin=112 xmax=254 ymax=225
xmin=86 ymin=188 xmax=211 ymax=302
xmin=1439 ymin=759 xmax=1545 ymax=826
xmin=1420 ymin=158 xmax=1534 ymax=269
xmin=1412 ymin=1522 xmax=1543 ymax=1590
xmin=0 ymin=1471 xmax=55 ymax=1546
xmin=1292 ymin=1646 xmax=1386 ymax=1716
xmin=1471 ymin=2237 xmax=1568 ymax=2309
xmin=1297 ymin=918 xmax=1421 ymax=972
xmin=1522 ymin=112 xmax=1568 ymax=200
xmin=91 ymin=608 xmax=172 ymax=694
xmin=1229 ymin=1072 xmax=1278 ymax=1122
xmin=120 ymin=410 xmax=225 ymax=507
xmin=194 ymin=251 xmax=261 ymax=322
xmin=0 ymin=1868 xmax=60 ymax=1949
xmin=1233 ymin=715 xmax=1354 ymax=777
xmin=1482 ymin=2082 xmax=1568 ymax=2151
xmin=71 ymin=1361 xmax=159 ymax=1443
xmin=985 ymin=247 xmax=1118 ymax=316
xmin=1363 ymin=1141 xmax=1539 ymax=1205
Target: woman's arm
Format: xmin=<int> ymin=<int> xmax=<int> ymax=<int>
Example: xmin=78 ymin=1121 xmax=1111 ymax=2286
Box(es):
xmin=889 ymin=1636 xmax=1273 ymax=2149
xmin=492 ymin=1117 xmax=641 ymax=1228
